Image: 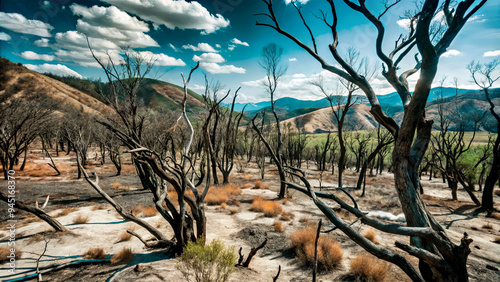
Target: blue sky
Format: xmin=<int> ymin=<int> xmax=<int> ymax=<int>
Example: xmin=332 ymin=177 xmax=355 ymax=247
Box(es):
xmin=0 ymin=0 xmax=499 ymax=104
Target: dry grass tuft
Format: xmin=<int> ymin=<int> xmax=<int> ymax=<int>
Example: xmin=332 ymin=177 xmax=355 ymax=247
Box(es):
xmin=363 ymin=229 xmax=379 ymax=244
xmin=132 ymin=205 xmax=144 ymax=216
xmin=205 ymin=184 xmax=242 ymax=205
xmin=110 ymin=248 xmax=135 ymax=264
xmin=118 ymin=185 xmax=131 ymax=191
xmin=482 ymin=223 xmax=493 ymax=229
xmin=110 ymin=182 xmax=122 ymax=190
xmin=273 ymin=221 xmax=284 ymax=232
xmin=244 ymin=175 xmax=252 ymax=181
xmin=299 ymin=216 xmax=310 ymax=224
xmin=117 ymin=232 xmax=132 ymax=242
xmin=220 ymin=203 xmax=227 ymax=210
xmin=490 ymin=212 xmax=500 ymax=220
xmin=55 ymin=207 xmax=78 ymax=217
xmin=73 ymin=214 xmax=89 ymax=224
xmin=229 ymin=208 xmax=239 ymax=215
xmin=142 ymin=206 xmax=159 ymax=217
xmin=350 ymin=253 xmax=391 ymax=281
xmin=290 ymin=227 xmax=343 ymax=271
xmin=280 ymin=210 xmax=295 ymax=221
xmin=241 ymin=183 xmax=253 ymax=189
xmin=254 ymin=180 xmax=270 ymax=189
xmin=493 ymin=237 xmax=500 ymax=244
xmin=82 ymin=248 xmax=106 ymax=260
xmin=250 ymin=196 xmax=283 ymax=217
xmin=0 ymin=246 xmax=22 ymax=264
xmin=90 ymin=205 xmax=108 ymax=211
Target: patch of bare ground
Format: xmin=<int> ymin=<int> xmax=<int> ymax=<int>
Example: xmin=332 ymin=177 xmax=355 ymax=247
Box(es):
xmin=2 ymin=160 xmax=499 ymax=282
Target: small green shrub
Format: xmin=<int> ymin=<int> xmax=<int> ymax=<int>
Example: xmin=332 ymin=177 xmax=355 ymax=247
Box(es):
xmin=176 ymin=239 xmax=237 ymax=282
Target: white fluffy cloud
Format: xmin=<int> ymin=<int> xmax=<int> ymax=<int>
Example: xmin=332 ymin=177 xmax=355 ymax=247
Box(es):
xmin=133 ymin=51 xmax=185 ymax=66
xmin=0 ymin=12 xmax=53 ymax=37
xmin=25 ymin=63 xmax=83 ymax=78
xmin=102 ymin=0 xmax=230 ymax=34
xmin=230 ymin=38 xmax=249 ymax=47
xmin=200 ymin=62 xmax=246 ymax=74
xmin=34 ymin=38 xmax=50 ymax=47
xmin=70 ymin=4 xmax=158 ymax=48
xmin=55 ymin=31 xmax=120 ymax=51
xmin=182 ymin=43 xmax=218 ymax=53
xmin=54 ymin=48 xmax=122 ymax=67
xmin=0 ymin=32 xmax=11 ymax=41
xmin=289 ymin=58 xmax=297 ymax=62
xmin=71 ymin=4 xmax=149 ymax=32
xmin=19 ymin=51 xmax=55 ymax=61
xmin=193 ymin=53 xmax=225 ymax=63
xmin=441 ymin=49 xmax=462 ymax=58
xmin=484 ymin=50 xmax=500 ymax=57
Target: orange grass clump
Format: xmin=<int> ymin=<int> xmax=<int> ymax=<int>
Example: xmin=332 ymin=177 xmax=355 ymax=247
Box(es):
xmin=241 ymin=183 xmax=253 ymax=189
xmin=205 ymin=184 xmax=242 ymax=205
xmin=290 ymin=227 xmax=343 ymax=271
xmin=350 ymin=254 xmax=391 ymax=281
xmin=250 ymin=196 xmax=283 ymax=217
xmin=72 ymin=214 xmax=89 ymax=224
xmin=117 ymin=232 xmax=132 ymax=242
xmin=82 ymin=248 xmax=106 ymax=260
xmin=273 ymin=221 xmax=284 ymax=232
xmin=110 ymin=248 xmax=135 ymax=264
xmin=0 ymin=246 xmax=22 ymax=264
xmin=254 ymin=180 xmax=270 ymax=189
xmin=110 ymin=182 xmax=122 ymax=190
xmin=363 ymin=229 xmax=379 ymax=244
xmin=141 ymin=206 xmax=159 ymax=217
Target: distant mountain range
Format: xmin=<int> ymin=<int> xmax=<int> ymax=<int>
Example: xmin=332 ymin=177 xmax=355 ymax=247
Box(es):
xmin=232 ymin=87 xmax=479 ymax=113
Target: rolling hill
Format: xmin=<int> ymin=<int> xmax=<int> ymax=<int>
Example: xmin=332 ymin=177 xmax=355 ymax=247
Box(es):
xmin=0 ymin=58 xmax=110 ymax=115
xmin=278 ymin=89 xmax=499 ymax=134
xmin=0 ymin=58 xmax=206 ymax=116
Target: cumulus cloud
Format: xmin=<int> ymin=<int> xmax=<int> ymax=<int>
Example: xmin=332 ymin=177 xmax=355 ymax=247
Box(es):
xmin=102 ymin=0 xmax=230 ymax=34
xmin=34 ymin=38 xmax=50 ymax=47
xmin=200 ymin=62 xmax=246 ymax=74
xmin=228 ymin=45 xmax=236 ymax=51
xmin=0 ymin=12 xmax=53 ymax=37
xmin=19 ymin=51 xmax=55 ymax=61
xmin=193 ymin=53 xmax=225 ymax=63
xmin=182 ymin=43 xmax=218 ymax=53
xmin=289 ymin=58 xmax=297 ymax=62
xmin=441 ymin=49 xmax=462 ymax=58
xmin=0 ymin=32 xmax=11 ymax=41
xmin=25 ymin=63 xmax=83 ymax=78
xmin=54 ymin=48 xmax=122 ymax=67
xmin=71 ymin=4 xmax=149 ymax=32
xmin=55 ymin=31 xmax=119 ymax=51
xmin=230 ymin=38 xmax=249 ymax=46
xmin=484 ymin=50 xmax=500 ymax=57
xmin=70 ymin=4 xmax=158 ymax=48
xmin=133 ymin=51 xmax=185 ymax=66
